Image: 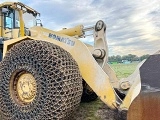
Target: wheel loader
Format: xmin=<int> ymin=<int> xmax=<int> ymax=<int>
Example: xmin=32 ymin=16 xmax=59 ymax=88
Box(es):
xmin=0 ymin=2 xmax=160 ymax=120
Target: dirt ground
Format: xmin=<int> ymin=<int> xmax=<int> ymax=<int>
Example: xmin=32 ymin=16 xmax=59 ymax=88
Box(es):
xmin=96 ymin=103 xmax=127 ymax=120
xmin=73 ymin=99 xmax=127 ymax=120
xmin=0 ymin=101 xmax=126 ymax=120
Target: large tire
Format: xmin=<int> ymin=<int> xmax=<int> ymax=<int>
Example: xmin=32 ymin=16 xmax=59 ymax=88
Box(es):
xmin=81 ymin=81 xmax=98 ymax=102
xmin=0 ymin=40 xmax=83 ymax=120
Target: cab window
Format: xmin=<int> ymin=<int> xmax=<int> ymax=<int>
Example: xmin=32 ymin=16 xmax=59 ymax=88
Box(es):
xmin=4 ymin=12 xmax=13 ymax=29
xmin=23 ymin=12 xmax=36 ymax=28
xmin=15 ymin=10 xmax=20 ymax=28
xmin=4 ymin=10 xmax=20 ymax=29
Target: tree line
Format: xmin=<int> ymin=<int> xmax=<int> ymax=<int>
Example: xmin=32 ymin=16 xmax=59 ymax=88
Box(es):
xmin=108 ymin=54 xmax=150 ymax=62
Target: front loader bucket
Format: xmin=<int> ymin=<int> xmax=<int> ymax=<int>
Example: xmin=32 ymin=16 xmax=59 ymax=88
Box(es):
xmin=127 ymin=92 xmax=160 ymax=120
xmin=127 ymin=53 xmax=160 ymax=120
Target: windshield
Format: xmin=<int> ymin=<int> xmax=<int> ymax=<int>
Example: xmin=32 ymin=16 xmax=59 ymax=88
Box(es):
xmin=23 ymin=13 xmax=36 ymax=28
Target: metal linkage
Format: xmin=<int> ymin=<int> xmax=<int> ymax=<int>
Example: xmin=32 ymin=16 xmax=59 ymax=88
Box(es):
xmin=83 ymin=26 xmax=94 ymax=32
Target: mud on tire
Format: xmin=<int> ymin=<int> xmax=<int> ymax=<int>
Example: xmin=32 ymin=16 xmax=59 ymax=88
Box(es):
xmin=0 ymin=40 xmax=83 ymax=120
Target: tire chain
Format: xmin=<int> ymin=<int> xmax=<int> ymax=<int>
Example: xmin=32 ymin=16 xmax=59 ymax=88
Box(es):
xmin=0 ymin=40 xmax=83 ymax=120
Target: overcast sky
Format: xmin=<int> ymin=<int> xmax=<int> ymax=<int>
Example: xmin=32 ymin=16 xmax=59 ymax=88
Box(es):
xmin=1 ymin=0 xmax=160 ymax=56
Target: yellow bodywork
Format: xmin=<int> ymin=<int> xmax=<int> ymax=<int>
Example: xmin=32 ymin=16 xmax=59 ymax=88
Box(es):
xmin=57 ymin=25 xmax=84 ymax=37
xmin=18 ymin=10 xmax=25 ymax=37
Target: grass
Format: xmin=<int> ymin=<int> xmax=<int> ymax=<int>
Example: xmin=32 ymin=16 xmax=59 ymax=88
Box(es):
xmin=77 ymin=99 xmax=103 ymax=120
xmin=78 ymin=63 xmax=138 ymax=120
xmin=110 ymin=63 xmax=138 ymax=79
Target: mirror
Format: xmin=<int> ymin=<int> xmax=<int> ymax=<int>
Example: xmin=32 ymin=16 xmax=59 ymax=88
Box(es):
xmin=36 ymin=19 xmax=43 ymax=27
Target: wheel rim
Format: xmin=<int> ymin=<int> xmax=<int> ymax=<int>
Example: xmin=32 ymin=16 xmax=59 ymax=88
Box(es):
xmin=10 ymin=71 xmax=37 ymax=104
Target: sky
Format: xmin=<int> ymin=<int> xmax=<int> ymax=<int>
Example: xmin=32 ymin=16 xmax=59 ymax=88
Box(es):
xmin=0 ymin=0 xmax=160 ymax=56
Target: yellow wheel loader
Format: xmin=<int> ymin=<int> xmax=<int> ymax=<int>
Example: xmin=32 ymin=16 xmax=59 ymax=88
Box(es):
xmin=0 ymin=2 xmax=159 ymax=120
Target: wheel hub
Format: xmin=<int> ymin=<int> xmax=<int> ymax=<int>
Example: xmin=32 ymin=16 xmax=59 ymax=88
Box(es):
xmin=16 ymin=73 xmax=37 ymax=103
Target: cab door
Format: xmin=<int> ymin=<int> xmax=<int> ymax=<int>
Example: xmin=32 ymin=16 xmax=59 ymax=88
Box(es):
xmin=3 ymin=9 xmax=20 ymax=39
xmin=3 ymin=9 xmax=13 ymax=39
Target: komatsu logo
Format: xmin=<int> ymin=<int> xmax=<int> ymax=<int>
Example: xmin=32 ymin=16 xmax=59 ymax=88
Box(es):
xmin=48 ymin=33 xmax=75 ymax=46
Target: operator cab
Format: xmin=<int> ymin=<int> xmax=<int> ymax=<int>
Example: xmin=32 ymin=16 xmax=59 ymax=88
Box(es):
xmin=0 ymin=2 xmax=41 ymax=61
xmin=2 ymin=8 xmax=36 ymax=37
xmin=1 ymin=8 xmax=22 ymax=39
